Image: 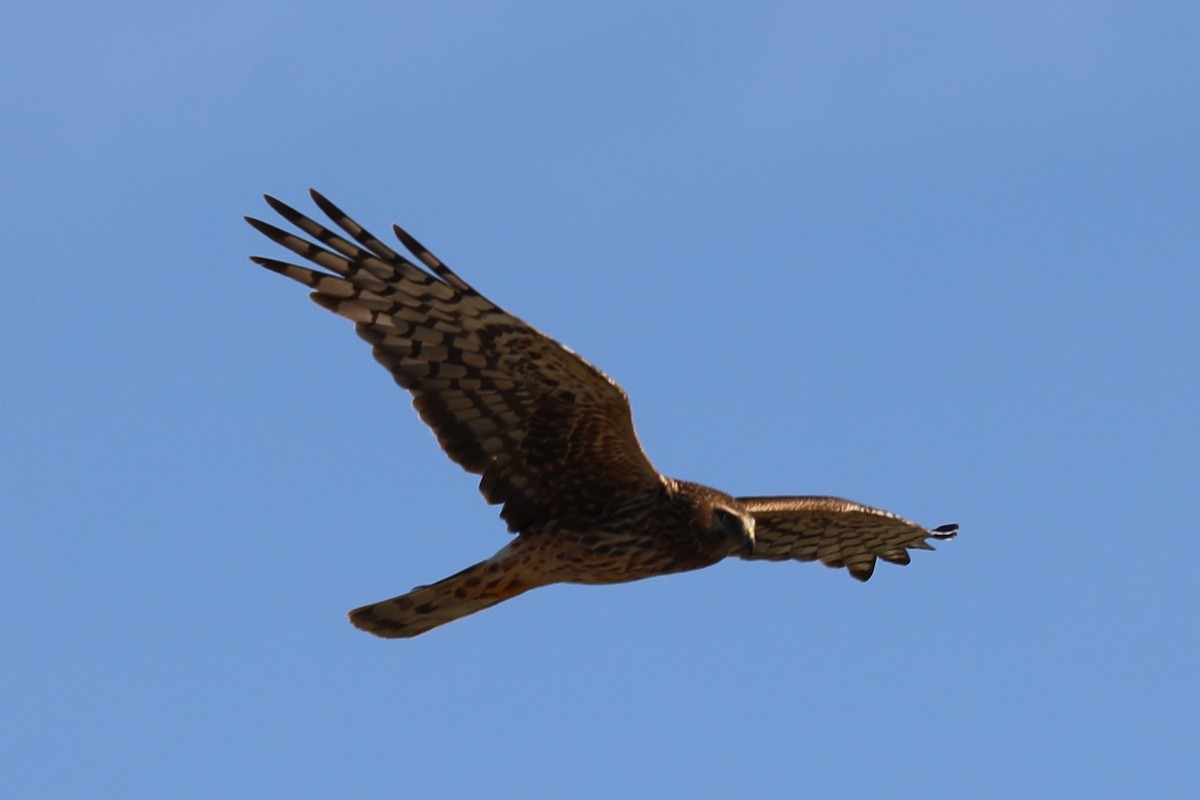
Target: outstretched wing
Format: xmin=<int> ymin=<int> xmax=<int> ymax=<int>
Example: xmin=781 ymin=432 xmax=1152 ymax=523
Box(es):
xmin=737 ymin=496 xmax=957 ymax=581
xmin=246 ymin=190 xmax=662 ymax=532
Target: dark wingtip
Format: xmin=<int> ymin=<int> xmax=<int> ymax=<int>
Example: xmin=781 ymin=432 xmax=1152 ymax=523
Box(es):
xmin=247 ymin=256 xmax=290 ymax=275
xmin=310 ymin=293 xmax=340 ymax=312
xmin=848 ymin=563 xmax=875 ymax=582
xmin=931 ymin=523 xmax=959 ymax=539
xmin=263 ymin=193 xmax=304 ymax=221
xmin=392 ymin=223 xmax=421 ymax=253
xmin=244 ymin=215 xmax=273 ymax=234
xmin=308 ymin=187 xmax=333 ymax=211
xmin=308 ymin=189 xmax=350 ymax=228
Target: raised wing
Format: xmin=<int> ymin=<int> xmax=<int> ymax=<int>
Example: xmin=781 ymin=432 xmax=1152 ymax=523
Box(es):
xmin=737 ymin=496 xmax=957 ymax=581
xmin=246 ymin=190 xmax=662 ymax=532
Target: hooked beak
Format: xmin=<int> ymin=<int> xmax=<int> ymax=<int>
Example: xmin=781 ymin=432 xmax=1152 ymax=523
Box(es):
xmin=740 ymin=518 xmax=756 ymax=556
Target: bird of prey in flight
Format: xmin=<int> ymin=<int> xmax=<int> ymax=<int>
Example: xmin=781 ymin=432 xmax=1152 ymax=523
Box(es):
xmin=246 ymin=191 xmax=958 ymax=638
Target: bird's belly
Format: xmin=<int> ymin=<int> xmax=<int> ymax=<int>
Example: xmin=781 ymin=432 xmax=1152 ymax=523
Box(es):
xmin=533 ymin=529 xmax=723 ymax=585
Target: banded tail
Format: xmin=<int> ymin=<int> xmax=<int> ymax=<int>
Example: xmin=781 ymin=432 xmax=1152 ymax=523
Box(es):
xmin=348 ymin=543 xmax=541 ymax=638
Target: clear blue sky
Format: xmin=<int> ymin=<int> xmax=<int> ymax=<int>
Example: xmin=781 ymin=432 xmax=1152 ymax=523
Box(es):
xmin=3 ymin=2 xmax=1197 ymax=797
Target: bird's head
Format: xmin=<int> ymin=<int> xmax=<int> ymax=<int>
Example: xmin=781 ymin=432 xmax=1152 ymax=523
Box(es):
xmin=710 ymin=504 xmax=757 ymax=557
xmin=672 ymin=480 xmax=758 ymax=558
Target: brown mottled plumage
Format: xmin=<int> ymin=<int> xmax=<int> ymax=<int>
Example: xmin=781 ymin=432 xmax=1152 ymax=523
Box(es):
xmin=246 ymin=191 xmax=958 ymax=638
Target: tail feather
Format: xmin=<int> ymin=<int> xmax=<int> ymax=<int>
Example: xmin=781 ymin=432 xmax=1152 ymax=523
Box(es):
xmin=348 ymin=548 xmax=537 ymax=638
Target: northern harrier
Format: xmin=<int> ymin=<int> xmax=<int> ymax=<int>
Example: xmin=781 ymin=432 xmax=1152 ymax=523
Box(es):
xmin=247 ymin=191 xmax=958 ymax=638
